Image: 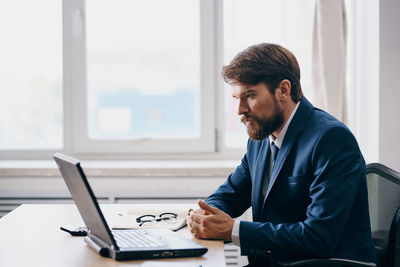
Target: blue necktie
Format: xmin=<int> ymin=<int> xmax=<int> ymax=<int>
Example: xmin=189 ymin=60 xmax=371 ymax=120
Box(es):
xmin=262 ymin=142 xmax=279 ymax=199
xmin=271 ymin=142 xmax=279 ymax=167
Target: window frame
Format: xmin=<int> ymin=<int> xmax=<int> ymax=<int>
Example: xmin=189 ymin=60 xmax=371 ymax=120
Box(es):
xmin=67 ymin=0 xmax=216 ymax=154
xmin=2 ymin=0 xmax=361 ymax=160
xmin=0 ymin=0 xmax=246 ymax=160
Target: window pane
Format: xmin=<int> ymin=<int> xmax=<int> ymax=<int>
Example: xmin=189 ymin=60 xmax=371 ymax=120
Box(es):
xmin=223 ymin=0 xmax=315 ymax=148
xmin=86 ymin=0 xmax=200 ymax=140
xmin=0 ymin=0 xmax=62 ymax=149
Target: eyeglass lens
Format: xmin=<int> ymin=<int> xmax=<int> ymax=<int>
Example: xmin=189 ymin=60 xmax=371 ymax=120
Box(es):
xmin=136 ymin=212 xmax=178 ymax=226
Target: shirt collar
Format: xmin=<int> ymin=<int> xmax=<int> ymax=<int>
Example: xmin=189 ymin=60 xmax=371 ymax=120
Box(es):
xmin=269 ymin=102 xmax=300 ymax=149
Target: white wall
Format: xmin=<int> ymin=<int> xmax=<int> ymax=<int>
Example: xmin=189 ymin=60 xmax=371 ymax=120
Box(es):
xmin=352 ymin=0 xmax=380 ymax=165
xmin=379 ymin=0 xmax=400 ymax=171
xmin=354 ymin=0 xmax=400 ymax=171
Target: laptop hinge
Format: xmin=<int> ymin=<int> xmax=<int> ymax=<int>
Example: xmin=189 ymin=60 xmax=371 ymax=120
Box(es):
xmin=84 ymin=235 xmax=111 ymax=257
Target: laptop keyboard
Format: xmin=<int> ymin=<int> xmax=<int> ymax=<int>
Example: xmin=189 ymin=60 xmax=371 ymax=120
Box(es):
xmin=113 ymin=230 xmax=165 ymax=248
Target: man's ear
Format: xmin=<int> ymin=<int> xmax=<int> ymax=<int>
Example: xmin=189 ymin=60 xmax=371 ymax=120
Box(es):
xmin=278 ymin=79 xmax=291 ymax=100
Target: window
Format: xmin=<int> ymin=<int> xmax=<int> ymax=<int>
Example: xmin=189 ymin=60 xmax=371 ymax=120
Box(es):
xmin=1 ymin=0 xmax=317 ymax=158
xmin=71 ymin=0 xmax=215 ymax=154
xmin=0 ymin=0 xmax=62 ymax=150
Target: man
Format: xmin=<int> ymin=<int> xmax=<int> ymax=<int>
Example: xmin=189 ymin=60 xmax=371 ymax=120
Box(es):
xmin=187 ymin=43 xmax=378 ymax=266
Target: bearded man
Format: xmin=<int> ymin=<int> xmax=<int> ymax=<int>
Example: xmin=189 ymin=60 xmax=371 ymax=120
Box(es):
xmin=187 ymin=43 xmax=378 ymax=267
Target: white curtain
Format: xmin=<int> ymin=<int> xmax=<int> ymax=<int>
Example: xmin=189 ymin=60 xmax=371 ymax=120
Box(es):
xmin=312 ymin=0 xmax=347 ymax=122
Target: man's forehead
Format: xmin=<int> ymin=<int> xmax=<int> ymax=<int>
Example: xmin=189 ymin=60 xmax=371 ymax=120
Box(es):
xmin=232 ymin=82 xmax=250 ymax=94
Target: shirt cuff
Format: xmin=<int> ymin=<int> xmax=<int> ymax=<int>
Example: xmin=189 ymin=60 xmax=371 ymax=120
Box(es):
xmin=231 ymin=219 xmax=241 ymax=246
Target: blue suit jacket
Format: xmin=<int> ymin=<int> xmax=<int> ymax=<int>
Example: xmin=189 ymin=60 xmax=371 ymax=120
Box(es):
xmin=206 ymin=97 xmax=378 ymax=265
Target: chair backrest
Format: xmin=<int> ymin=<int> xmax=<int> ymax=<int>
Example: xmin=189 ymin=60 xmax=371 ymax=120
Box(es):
xmin=366 ymin=163 xmax=400 ymax=267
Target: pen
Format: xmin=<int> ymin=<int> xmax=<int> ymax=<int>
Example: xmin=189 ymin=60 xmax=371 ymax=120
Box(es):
xmin=172 ymin=222 xmax=187 ymax=232
xmin=173 ymin=208 xmax=194 ymax=232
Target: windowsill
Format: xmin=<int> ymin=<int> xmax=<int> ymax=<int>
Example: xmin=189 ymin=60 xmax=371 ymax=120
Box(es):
xmin=0 ymin=160 xmax=239 ymax=178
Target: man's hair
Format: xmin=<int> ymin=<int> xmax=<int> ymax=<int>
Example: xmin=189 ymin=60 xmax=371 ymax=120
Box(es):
xmin=221 ymin=43 xmax=303 ymax=102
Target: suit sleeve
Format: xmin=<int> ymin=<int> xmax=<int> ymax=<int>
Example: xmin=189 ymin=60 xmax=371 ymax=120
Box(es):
xmin=239 ymin=126 xmax=365 ymax=259
xmin=205 ymin=147 xmax=253 ymax=218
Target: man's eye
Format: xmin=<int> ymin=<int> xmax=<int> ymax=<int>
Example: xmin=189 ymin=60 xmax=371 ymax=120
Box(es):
xmin=246 ymin=94 xmax=255 ymax=98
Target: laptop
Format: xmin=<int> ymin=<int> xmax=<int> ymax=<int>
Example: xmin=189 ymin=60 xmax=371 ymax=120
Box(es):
xmin=53 ymin=153 xmax=207 ymax=261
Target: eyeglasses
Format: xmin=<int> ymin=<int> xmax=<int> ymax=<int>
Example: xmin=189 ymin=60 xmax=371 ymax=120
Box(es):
xmin=136 ymin=212 xmax=178 ymax=227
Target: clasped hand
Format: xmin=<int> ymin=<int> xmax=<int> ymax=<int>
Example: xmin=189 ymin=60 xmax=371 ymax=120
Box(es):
xmin=187 ymin=200 xmax=234 ymax=241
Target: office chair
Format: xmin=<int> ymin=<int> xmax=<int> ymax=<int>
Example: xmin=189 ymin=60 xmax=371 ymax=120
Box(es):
xmin=279 ymin=163 xmax=400 ymax=267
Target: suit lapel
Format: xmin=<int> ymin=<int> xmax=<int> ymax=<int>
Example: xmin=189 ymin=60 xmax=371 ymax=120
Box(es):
xmin=252 ymin=139 xmax=270 ymax=219
xmin=261 ymin=97 xmax=314 ymax=213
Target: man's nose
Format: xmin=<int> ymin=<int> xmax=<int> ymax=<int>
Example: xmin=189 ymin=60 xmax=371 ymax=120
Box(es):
xmin=238 ymin=100 xmax=249 ymax=115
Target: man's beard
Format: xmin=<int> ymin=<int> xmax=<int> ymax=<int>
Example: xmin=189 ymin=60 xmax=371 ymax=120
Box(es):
xmin=241 ymin=106 xmax=284 ymax=140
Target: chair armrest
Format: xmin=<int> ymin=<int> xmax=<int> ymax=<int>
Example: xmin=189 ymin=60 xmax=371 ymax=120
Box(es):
xmin=279 ymin=258 xmax=377 ymax=267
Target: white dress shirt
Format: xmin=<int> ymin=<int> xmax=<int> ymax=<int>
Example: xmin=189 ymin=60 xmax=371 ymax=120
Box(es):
xmin=231 ymin=102 xmax=300 ymax=246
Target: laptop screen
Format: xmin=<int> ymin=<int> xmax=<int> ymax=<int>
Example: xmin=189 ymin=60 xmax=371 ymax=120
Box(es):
xmin=53 ymin=153 xmax=117 ymax=248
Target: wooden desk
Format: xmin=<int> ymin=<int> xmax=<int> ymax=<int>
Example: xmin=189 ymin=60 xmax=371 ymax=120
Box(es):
xmin=0 ymin=204 xmax=225 ymax=267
